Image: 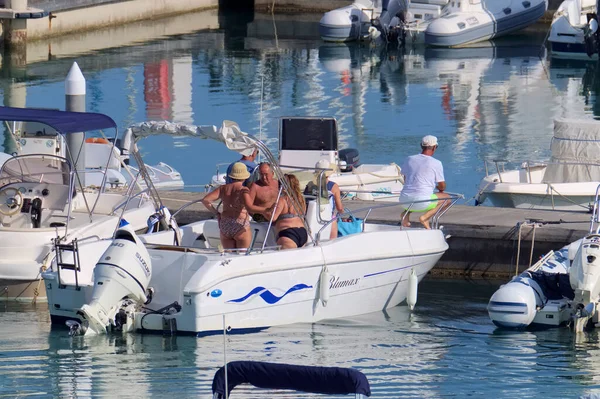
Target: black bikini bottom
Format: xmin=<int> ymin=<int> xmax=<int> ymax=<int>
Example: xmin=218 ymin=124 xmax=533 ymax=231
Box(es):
xmin=278 ymin=227 xmax=308 ymax=248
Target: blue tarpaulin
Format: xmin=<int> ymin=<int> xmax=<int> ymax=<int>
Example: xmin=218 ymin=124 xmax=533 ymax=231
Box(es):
xmin=0 ymin=106 xmax=117 ymax=134
xmin=212 ymin=361 xmax=371 ymax=397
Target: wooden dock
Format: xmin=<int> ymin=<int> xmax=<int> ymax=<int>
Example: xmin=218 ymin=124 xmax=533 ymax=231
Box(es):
xmin=159 ymin=191 xmax=592 ymax=280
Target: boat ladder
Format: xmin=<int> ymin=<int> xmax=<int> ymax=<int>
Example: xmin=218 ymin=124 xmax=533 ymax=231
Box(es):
xmin=54 ymin=238 xmax=81 ymax=290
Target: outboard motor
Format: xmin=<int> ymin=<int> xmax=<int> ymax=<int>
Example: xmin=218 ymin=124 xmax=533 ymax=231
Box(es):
xmin=338 ymin=148 xmax=360 ymax=172
xmin=77 ymin=221 xmax=152 ymax=335
xmin=118 ymin=128 xmax=133 ymax=166
xmin=570 ymin=234 xmax=600 ymax=331
xmin=372 ymin=0 xmax=409 ymax=44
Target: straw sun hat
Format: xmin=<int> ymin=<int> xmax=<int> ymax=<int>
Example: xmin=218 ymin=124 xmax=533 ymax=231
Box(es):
xmin=228 ymin=162 xmax=251 ymax=181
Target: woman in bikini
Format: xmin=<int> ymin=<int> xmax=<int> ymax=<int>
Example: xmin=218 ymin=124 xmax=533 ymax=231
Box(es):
xmin=266 ymin=174 xmax=308 ymax=249
xmin=201 ymin=162 xmax=252 ymax=250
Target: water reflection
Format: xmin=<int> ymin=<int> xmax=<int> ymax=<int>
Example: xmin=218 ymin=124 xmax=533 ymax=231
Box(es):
xmin=0 ymin=11 xmax=595 ymax=197
xmin=6 ymin=281 xmax=600 ymax=397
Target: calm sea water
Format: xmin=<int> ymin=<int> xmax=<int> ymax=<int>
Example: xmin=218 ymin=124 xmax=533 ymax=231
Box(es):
xmin=1 ymin=9 xmax=600 ymax=398
xmin=4 ymin=279 xmax=600 ymax=399
xmin=0 ymin=10 xmax=597 ymax=200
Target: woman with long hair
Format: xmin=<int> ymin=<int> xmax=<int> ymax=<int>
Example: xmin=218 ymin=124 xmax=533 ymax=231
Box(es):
xmin=201 ymin=162 xmax=252 ymax=249
xmin=267 ymin=174 xmax=308 ymax=249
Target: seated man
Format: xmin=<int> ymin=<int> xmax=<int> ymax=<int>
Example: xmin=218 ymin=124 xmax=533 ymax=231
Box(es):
xmin=243 ymin=162 xmax=280 ymax=222
xmin=399 ymin=135 xmax=450 ymax=230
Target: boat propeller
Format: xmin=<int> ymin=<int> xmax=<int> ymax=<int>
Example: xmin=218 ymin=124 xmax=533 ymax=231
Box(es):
xmin=572 ymin=302 xmax=597 ymax=332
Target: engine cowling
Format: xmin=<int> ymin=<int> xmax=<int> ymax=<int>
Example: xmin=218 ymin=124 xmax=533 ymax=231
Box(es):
xmin=78 ymin=223 xmax=152 ymax=335
xmin=570 ymin=235 xmax=600 ymax=305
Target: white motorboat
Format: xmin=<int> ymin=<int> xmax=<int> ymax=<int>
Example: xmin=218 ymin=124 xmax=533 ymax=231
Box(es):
xmin=476 ymin=118 xmax=600 ymax=211
xmin=208 ymin=117 xmax=404 ymax=202
xmin=319 ymin=0 xmax=547 ymax=47
xmin=3 ymin=120 xmax=184 ymax=190
xmin=548 ymin=0 xmax=599 ymax=60
xmin=41 ymin=120 xmax=460 ymax=336
xmin=0 ymin=107 xmax=164 ymax=302
xmin=488 ymin=188 xmax=600 ymax=331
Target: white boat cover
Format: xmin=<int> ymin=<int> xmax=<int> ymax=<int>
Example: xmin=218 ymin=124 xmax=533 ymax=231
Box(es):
xmin=542 ymin=118 xmax=600 ymax=183
xmin=125 ymin=120 xmax=257 ymax=156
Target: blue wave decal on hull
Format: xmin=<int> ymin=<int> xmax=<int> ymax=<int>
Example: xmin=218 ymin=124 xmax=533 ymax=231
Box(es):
xmin=228 ymin=284 xmax=313 ymax=304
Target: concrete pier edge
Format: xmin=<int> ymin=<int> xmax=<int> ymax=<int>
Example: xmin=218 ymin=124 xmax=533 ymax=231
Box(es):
xmin=0 ymin=0 xmax=561 ymax=42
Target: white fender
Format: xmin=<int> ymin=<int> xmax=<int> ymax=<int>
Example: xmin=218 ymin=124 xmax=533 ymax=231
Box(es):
xmin=320 ymin=267 xmax=330 ymax=307
xmin=407 ymin=268 xmax=418 ymax=311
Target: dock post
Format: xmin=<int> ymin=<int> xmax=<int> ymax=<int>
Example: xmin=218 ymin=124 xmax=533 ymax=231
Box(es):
xmin=65 ymin=62 xmax=86 ymax=185
xmin=3 ymin=0 xmax=28 ymax=72
xmin=3 ymin=0 xmax=27 ymax=54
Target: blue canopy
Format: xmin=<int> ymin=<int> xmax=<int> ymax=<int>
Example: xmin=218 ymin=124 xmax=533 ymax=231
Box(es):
xmin=212 ymin=361 xmax=371 ymax=397
xmin=0 ymin=106 xmax=117 ymax=134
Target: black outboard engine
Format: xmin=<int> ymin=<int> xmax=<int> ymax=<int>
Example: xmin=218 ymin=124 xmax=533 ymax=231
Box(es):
xmin=338 ymin=148 xmax=360 ymax=172
xmin=373 ymin=0 xmax=409 ymax=46
xmin=585 ymin=13 xmax=600 ymax=57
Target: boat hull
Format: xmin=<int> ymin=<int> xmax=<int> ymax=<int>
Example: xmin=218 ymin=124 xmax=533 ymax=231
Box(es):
xmin=425 ymin=0 xmax=547 ymax=47
xmin=481 ymin=191 xmax=595 ymax=211
xmin=44 ymin=226 xmax=448 ymax=334
xmin=548 ymin=0 xmax=598 ymax=60
xmin=476 ymin=167 xmax=598 ymax=211
xmin=319 ymin=3 xmax=376 ymax=42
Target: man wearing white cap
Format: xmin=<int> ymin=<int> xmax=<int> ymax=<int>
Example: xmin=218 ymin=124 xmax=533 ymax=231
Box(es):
xmin=399 ymin=135 xmax=450 ymax=229
xmin=225 ymin=148 xmax=259 ymax=185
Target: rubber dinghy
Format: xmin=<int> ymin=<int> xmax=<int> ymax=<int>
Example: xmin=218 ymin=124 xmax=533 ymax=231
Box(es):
xmin=487 ymin=242 xmax=577 ymax=329
xmin=425 ymin=0 xmax=548 ymax=47
xmin=489 ymin=192 xmax=600 ymax=331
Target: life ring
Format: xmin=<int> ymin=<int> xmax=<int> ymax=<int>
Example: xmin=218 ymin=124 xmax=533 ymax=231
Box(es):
xmin=85 ymin=137 xmax=110 ymax=144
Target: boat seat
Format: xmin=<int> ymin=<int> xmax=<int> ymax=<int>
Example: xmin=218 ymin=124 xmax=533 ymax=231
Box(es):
xmin=305 ymin=198 xmax=333 ymax=244
xmin=85 ymin=142 xmax=121 ymax=170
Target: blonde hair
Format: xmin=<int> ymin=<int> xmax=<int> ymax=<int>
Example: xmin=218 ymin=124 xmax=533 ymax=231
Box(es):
xmin=284 ymin=174 xmax=306 ymax=214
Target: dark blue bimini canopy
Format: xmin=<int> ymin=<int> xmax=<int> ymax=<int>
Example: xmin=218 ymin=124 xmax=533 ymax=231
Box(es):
xmin=212 ymin=361 xmax=371 ymax=397
xmin=0 ymin=106 xmax=117 ymax=134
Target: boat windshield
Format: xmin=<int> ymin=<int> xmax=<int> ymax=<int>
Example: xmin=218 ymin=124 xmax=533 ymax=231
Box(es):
xmin=0 ymin=154 xmax=70 ymax=187
xmin=279 ymin=117 xmax=338 ymax=151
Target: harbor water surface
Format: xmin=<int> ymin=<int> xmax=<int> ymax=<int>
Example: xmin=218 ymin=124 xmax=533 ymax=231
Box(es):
xmin=1 ymin=9 xmax=600 ymax=398
xmin=4 ymin=279 xmax=600 ymax=398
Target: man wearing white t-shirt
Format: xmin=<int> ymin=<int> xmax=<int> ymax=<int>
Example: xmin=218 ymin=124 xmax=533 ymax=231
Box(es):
xmin=399 ymin=135 xmax=450 ymax=229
